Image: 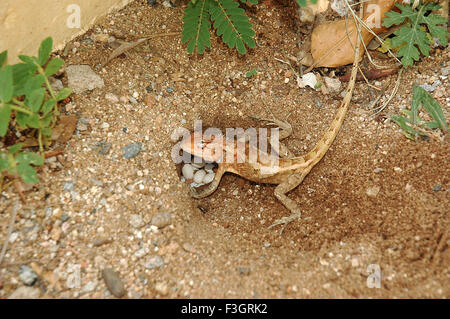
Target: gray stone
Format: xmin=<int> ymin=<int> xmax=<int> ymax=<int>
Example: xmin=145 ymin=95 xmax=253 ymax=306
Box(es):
xmin=62 ymin=181 xmax=75 ymax=192
xmin=151 ymin=212 xmax=172 ymax=228
xmin=102 ymin=268 xmax=126 ymax=298
xmin=66 ymin=65 xmax=104 ymax=94
xmin=19 ymin=265 xmax=38 ymax=286
xmin=129 ymin=214 xmax=145 ymax=228
xmin=145 ymin=255 xmax=164 ymax=269
xmin=8 ymin=286 xmax=41 ymax=299
xmin=122 ymin=142 xmax=142 ymax=159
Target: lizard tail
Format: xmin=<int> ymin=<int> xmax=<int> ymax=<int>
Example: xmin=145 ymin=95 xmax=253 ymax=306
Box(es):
xmin=304 ymin=13 xmax=363 ymax=167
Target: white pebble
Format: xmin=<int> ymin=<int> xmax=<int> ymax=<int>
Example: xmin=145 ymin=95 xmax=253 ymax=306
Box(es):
xmin=193 ymin=170 xmax=206 ymax=184
xmin=182 ymin=164 xmax=194 ymax=180
xmin=203 ymin=172 xmax=215 ymax=184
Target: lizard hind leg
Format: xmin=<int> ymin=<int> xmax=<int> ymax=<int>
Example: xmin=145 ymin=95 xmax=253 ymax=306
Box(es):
xmin=268 ymin=172 xmax=306 ymax=234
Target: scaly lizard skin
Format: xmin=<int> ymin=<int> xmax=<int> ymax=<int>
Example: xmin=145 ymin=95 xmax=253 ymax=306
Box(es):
xmin=180 ymin=23 xmax=362 ymax=232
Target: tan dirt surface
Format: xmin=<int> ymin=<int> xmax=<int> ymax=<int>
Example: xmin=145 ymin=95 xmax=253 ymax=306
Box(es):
xmin=0 ymin=0 xmax=448 ymax=298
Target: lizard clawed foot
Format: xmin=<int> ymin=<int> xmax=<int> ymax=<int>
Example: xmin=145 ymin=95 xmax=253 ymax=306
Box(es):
xmin=268 ymin=212 xmax=302 ymax=235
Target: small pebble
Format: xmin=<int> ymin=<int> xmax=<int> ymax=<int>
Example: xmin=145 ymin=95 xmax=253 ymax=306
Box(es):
xmin=151 ymin=212 xmax=172 ymax=228
xmin=102 ymin=268 xmax=126 ymax=298
xmin=8 ymin=287 xmax=41 ymax=299
xmin=122 ymin=142 xmax=142 ymax=159
xmin=433 ymin=185 xmax=441 ymax=191
xmin=129 ymin=214 xmax=145 ymax=228
xmin=145 ymin=255 xmax=165 ymax=269
xmin=19 ymin=265 xmax=38 ymax=286
xmin=366 ymin=186 xmax=380 ymax=198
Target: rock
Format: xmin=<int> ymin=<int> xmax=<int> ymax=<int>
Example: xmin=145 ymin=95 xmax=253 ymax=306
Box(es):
xmin=238 ymin=267 xmax=251 ymax=276
xmin=151 ymin=212 xmax=172 ymax=229
xmin=49 ymin=77 xmax=64 ymax=93
xmin=129 ymin=96 xmax=138 ymax=104
xmin=433 ymin=185 xmax=441 ymax=191
xmin=373 ymin=167 xmax=384 ymax=173
xmin=366 ymin=186 xmax=380 ymax=198
xmin=81 ymin=280 xmax=98 ymax=293
xmin=297 ymin=72 xmax=317 ymax=89
xmin=134 ymin=248 xmax=146 ymax=258
xmin=441 ymin=66 xmax=450 ymax=76
xmin=98 ymin=142 xmax=112 ymax=155
xmin=8 ymin=286 xmax=41 ymax=299
xmin=145 ymin=95 xmax=157 ymax=106
xmin=92 ymin=33 xmax=109 ymax=43
xmin=122 ymin=142 xmax=142 ymax=159
xmin=419 ymin=80 xmax=441 ymax=92
xmin=66 ymin=65 xmax=104 ymax=94
xmin=62 ymin=181 xmax=74 ymax=192
xmin=129 ymin=214 xmax=145 ymax=228
xmin=19 ymin=265 xmax=38 ymax=286
xmin=324 ymin=77 xmax=341 ymax=93
xmin=145 ymin=255 xmax=164 ymax=269
xmin=102 ymin=268 xmax=126 ymax=298
xmin=105 ymin=93 xmax=119 ymax=103
xmin=155 ymin=282 xmax=169 ymax=295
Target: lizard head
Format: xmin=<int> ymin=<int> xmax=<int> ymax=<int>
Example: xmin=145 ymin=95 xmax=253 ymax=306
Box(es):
xmin=180 ymin=131 xmax=224 ymax=163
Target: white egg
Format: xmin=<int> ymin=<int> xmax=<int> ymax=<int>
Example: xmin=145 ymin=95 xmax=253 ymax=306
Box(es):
xmin=182 ymin=164 xmax=194 ymax=180
xmin=193 ymin=169 xmax=206 ymax=184
xmin=203 ymin=172 xmax=215 ymax=184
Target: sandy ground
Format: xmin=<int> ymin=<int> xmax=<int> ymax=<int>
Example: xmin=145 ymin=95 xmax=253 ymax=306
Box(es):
xmin=0 ymin=0 xmax=449 ymax=298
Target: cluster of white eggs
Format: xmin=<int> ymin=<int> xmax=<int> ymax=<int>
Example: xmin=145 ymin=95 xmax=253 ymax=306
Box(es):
xmin=181 ymin=160 xmax=216 ymax=188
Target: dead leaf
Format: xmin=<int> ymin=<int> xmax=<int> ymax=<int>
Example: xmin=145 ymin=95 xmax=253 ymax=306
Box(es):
xmin=339 ymin=66 xmax=399 ymax=81
xmin=310 ymin=0 xmax=398 ymax=68
xmin=105 ymin=38 xmax=149 ymax=65
xmin=52 ymin=114 xmax=77 ymax=143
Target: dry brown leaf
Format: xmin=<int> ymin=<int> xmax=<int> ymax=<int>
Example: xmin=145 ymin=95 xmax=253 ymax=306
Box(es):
xmin=105 ymin=38 xmax=149 ymax=65
xmin=52 ymin=114 xmax=77 ymax=143
xmin=310 ymin=0 xmax=398 ymax=68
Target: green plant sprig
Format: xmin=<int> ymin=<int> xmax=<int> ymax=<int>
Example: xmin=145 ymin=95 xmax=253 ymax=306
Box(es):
xmin=0 ymin=37 xmax=72 ymax=187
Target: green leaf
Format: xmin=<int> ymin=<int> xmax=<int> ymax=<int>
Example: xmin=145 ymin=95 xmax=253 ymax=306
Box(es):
xmin=44 ymin=58 xmax=64 ymax=76
xmin=296 ymin=0 xmax=307 ymax=7
xmin=19 ymin=55 xmax=37 ymax=65
xmin=0 ymin=103 xmax=12 ymax=137
xmin=182 ymin=0 xmax=211 ymax=54
xmin=24 ymin=74 xmax=45 ymax=97
xmin=38 ymin=37 xmax=53 ymax=66
xmin=56 ymin=88 xmax=72 ymax=101
xmin=27 ymin=88 xmax=45 ymax=112
xmin=42 ymin=99 xmax=56 ymax=115
xmin=0 ymin=153 xmax=9 ymax=172
xmin=16 ymin=152 xmax=44 ymax=166
xmin=26 ymin=113 xmax=41 ymax=128
xmin=41 ymin=127 xmax=52 ymax=138
xmin=0 ymin=65 xmax=13 ymax=103
xmin=12 ymin=63 xmax=38 ymax=96
xmin=8 ymin=143 xmax=23 ymax=155
xmin=391 ymin=115 xmax=424 ymax=140
xmin=17 ymin=161 xmax=39 ymax=184
xmin=210 ymin=0 xmax=256 ymax=55
xmin=421 ymin=89 xmax=448 ymax=132
xmin=382 ymin=3 xmax=450 ymax=67
xmin=0 ymin=51 xmax=7 ymax=68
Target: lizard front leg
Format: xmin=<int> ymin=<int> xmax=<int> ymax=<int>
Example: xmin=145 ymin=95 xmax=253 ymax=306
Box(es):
xmin=251 ymin=116 xmax=294 ymax=158
xmin=189 ymin=165 xmax=226 ymax=199
xmin=268 ymin=172 xmax=307 ymax=234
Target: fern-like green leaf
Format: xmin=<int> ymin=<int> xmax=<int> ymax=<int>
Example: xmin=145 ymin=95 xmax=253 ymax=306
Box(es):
xmin=182 ymin=0 xmax=212 ymax=54
xmin=383 ymin=3 xmax=449 ymax=67
xmin=210 ymin=0 xmax=255 ymax=54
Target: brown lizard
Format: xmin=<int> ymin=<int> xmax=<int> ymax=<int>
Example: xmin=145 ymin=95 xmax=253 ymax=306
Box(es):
xmin=180 ymin=19 xmax=362 ymax=233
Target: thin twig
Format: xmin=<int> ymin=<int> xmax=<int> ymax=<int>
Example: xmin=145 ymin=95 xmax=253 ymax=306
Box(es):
xmin=0 ymin=201 xmax=19 ymax=267
xmin=371 ymin=67 xmax=403 ymax=116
